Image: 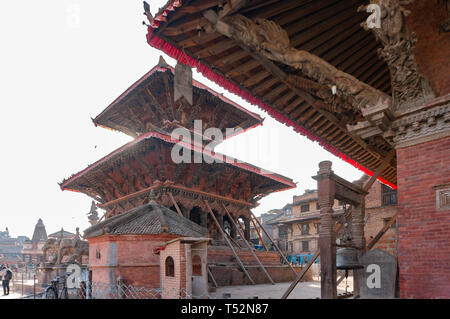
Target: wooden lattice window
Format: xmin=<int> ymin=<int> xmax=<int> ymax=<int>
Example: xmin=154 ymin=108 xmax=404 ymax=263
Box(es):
xmin=382 ymin=184 xmax=397 ymax=206
xmin=301 ymin=204 xmax=310 ymax=212
xmin=192 ymin=255 xmax=202 ymax=276
xmin=165 ymin=256 xmax=175 ymax=277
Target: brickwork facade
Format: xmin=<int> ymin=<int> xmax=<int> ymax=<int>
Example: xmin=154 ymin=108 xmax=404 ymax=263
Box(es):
xmin=88 ymin=233 xmax=178 ymax=288
xmin=397 ymin=136 xmax=450 ymax=298
xmin=160 ymin=241 xmax=185 ymax=299
xmin=405 ymin=1 xmax=450 ymax=96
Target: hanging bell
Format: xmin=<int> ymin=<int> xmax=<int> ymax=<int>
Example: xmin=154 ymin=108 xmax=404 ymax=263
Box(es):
xmin=336 ymin=247 xmax=364 ymax=270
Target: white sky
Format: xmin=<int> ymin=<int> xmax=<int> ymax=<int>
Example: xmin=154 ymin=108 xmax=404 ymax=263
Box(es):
xmin=0 ymin=1 xmax=362 ymax=238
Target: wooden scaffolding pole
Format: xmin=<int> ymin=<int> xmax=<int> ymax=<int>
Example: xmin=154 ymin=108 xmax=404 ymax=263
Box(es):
xmin=207 ymin=266 xmax=218 ymax=288
xmin=249 ymin=216 xmax=269 ymax=251
xmin=249 ymin=211 xmax=297 ymax=276
xmin=367 ymin=213 xmax=398 ymax=250
xmin=222 ymin=204 xmax=275 ymax=285
xmin=168 ymin=192 xmax=183 ymax=217
xmin=281 ymin=250 xmax=320 ymax=299
xmin=363 ymin=149 xmax=396 ymax=192
xmin=204 ymin=200 xmax=255 ymax=285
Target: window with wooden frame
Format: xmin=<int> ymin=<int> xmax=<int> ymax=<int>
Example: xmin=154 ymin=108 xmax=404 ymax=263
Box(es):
xmin=382 ymin=184 xmax=397 ymax=206
xmin=302 ymin=241 xmax=309 ymax=252
xmin=301 ymin=204 xmax=310 ymax=212
xmin=301 ymin=223 xmax=310 ymax=235
xmin=165 ymin=256 xmax=175 ymax=277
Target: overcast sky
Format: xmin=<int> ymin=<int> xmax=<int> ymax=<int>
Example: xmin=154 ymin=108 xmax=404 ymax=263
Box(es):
xmin=0 ymin=1 xmax=362 ymax=238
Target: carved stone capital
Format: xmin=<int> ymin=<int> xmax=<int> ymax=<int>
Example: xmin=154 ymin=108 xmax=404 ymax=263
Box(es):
xmin=391 ymin=100 xmax=450 ymax=148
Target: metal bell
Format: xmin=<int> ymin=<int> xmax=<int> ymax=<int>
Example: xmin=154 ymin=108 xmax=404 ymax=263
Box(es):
xmin=336 ymin=247 xmax=364 ymax=270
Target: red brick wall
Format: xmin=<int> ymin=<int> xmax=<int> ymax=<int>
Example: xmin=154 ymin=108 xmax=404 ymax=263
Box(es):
xmin=209 ymin=265 xmax=312 ymax=286
xmin=208 ymin=247 xmax=281 ymax=265
xmin=160 ymin=241 xmax=185 ymax=298
xmin=88 ymin=234 xmax=177 ymax=288
xmin=397 ymin=136 xmax=450 ymax=298
xmin=405 ymin=1 xmax=450 ymax=96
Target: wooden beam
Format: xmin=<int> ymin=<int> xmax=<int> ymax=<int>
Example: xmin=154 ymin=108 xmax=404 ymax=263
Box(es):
xmin=207 ymin=266 xmax=219 ymax=288
xmin=281 ymin=250 xmax=319 ymax=299
xmin=168 ymin=191 xmax=183 ymax=217
xmin=223 ymin=204 xmax=275 ymax=284
xmin=367 ymin=214 xmax=398 ymax=250
xmin=217 ymin=0 xmax=250 ymax=20
xmin=363 ymin=149 xmax=396 ymax=192
xmin=204 ymin=200 xmax=255 ymax=285
xmin=248 ymin=216 xmax=267 ymax=252
xmin=249 ymin=211 xmax=297 ymax=276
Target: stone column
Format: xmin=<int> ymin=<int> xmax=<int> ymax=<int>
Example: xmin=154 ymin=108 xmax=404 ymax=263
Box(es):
xmin=315 ymin=161 xmax=337 ymax=299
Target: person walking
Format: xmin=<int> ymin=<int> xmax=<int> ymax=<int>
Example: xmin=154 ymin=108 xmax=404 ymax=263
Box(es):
xmin=0 ymin=266 xmax=12 ymax=295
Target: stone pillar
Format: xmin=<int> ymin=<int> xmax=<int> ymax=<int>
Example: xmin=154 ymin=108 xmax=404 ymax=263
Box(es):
xmin=315 ymin=161 xmax=337 ymax=299
xmin=350 ymin=189 xmax=365 ymax=297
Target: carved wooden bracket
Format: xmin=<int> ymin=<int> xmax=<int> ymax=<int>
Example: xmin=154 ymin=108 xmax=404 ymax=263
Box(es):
xmin=359 ymin=0 xmax=435 ymax=110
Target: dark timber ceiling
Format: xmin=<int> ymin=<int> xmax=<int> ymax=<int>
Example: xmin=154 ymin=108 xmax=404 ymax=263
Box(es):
xmin=149 ymin=0 xmax=397 ymax=186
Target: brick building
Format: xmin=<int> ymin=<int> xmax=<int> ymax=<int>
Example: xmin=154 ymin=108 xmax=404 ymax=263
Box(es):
xmin=267 ymin=190 xmax=345 ymax=259
xmin=0 ymin=227 xmax=28 ymax=266
xmin=84 ymin=200 xmax=207 ymax=289
xmin=268 ymin=179 xmax=398 ymax=259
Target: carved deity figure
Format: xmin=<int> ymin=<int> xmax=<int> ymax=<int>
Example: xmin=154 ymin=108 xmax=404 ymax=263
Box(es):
xmin=358 ymin=0 xmax=434 ymax=108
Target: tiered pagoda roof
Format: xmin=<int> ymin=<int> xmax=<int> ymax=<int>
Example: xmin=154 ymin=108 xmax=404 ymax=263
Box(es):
xmin=60 ymin=130 xmax=295 ymax=214
xmin=143 ymin=0 xmax=400 ymax=188
xmin=93 ymin=60 xmax=263 ymax=138
xmin=61 ymin=58 xmax=295 ymax=216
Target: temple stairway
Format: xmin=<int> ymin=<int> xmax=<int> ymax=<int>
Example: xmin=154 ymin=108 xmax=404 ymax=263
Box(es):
xmin=207 ymin=245 xmax=312 ymax=287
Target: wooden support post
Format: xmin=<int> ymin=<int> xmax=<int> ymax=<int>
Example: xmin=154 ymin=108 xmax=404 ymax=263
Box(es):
xmin=367 ymin=214 xmax=398 ymax=250
xmin=168 ymin=192 xmax=183 ymax=217
xmin=204 ymin=200 xmax=255 ymax=285
xmin=249 ymin=211 xmax=298 ymax=276
xmin=316 ymin=161 xmax=337 ymax=299
xmin=249 ymin=216 xmax=268 ymax=251
xmin=282 ymin=208 xmax=353 ymax=299
xmin=207 ymin=266 xmax=218 ymax=288
xmin=222 ymin=204 xmax=275 ymax=285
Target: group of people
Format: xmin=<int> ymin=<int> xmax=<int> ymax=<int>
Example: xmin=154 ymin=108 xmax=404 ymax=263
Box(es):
xmin=0 ymin=265 xmax=12 ymax=296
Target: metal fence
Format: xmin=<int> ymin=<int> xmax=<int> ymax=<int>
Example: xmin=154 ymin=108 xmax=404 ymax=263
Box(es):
xmin=35 ymin=279 xmax=218 ymax=299
xmin=10 ymin=270 xmax=42 ymax=298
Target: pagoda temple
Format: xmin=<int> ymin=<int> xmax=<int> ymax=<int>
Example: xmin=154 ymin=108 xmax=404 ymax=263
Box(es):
xmin=60 ymin=58 xmax=298 ymax=287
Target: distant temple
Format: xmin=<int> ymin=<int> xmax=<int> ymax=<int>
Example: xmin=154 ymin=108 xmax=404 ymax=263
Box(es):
xmin=21 ymin=219 xmax=48 ymax=264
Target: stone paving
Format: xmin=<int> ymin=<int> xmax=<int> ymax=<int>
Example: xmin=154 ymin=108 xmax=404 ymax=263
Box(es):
xmin=212 ymin=278 xmax=354 ymax=299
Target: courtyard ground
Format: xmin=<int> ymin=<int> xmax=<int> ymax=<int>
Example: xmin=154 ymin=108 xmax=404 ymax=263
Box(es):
xmin=211 ymin=278 xmax=354 ymax=299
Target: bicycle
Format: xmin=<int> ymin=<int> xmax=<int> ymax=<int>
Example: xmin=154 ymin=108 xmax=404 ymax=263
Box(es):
xmin=42 ymin=275 xmax=69 ymax=299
